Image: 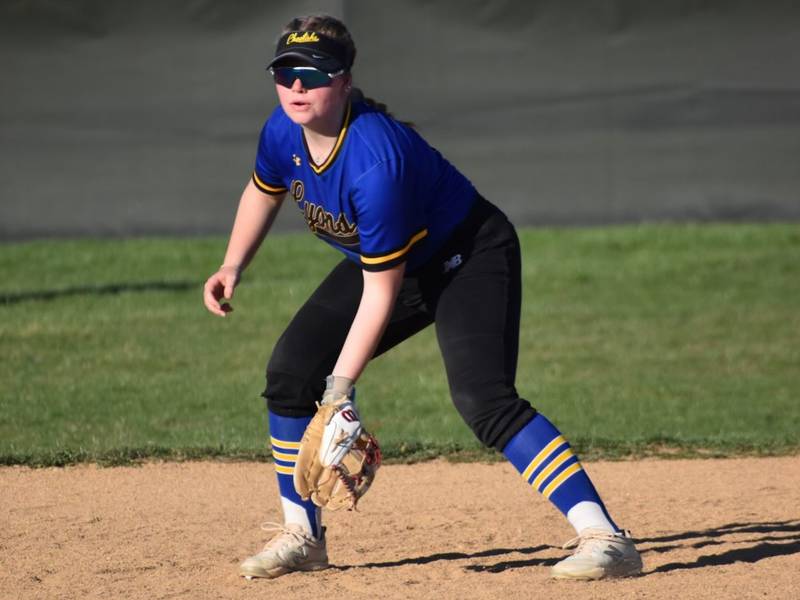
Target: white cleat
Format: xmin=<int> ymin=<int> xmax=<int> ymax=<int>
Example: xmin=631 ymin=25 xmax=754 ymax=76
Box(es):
xmin=551 ymin=529 xmax=643 ymax=580
xmin=240 ymin=522 xmax=329 ymax=580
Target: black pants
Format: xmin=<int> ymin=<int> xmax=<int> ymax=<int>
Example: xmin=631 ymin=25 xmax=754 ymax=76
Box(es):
xmin=264 ymin=196 xmax=537 ymax=451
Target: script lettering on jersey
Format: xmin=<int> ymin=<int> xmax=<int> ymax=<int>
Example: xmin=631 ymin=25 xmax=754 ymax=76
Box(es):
xmin=290 ymin=179 xmax=360 ymax=247
xmin=286 ymin=32 xmax=320 ymax=44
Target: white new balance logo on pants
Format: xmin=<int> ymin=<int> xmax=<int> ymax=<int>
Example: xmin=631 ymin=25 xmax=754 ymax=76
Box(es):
xmin=443 ymin=254 xmax=463 ymax=273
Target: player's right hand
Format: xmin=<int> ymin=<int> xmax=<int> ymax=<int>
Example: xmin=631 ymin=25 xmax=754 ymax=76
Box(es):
xmin=203 ymin=265 xmax=241 ymax=317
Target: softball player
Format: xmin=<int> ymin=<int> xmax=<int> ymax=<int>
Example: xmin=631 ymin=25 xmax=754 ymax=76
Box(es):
xmin=203 ymin=15 xmax=642 ymax=581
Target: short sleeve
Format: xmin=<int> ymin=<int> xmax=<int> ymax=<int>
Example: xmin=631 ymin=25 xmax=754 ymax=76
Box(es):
xmin=252 ymin=119 xmax=289 ymax=195
xmin=352 ymin=159 xmax=428 ymax=272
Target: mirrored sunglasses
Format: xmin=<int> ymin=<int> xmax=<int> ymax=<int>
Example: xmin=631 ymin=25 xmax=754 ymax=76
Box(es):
xmin=270 ymin=66 xmax=344 ymax=90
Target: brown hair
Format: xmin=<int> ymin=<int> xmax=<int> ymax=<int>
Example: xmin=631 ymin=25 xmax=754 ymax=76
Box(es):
xmin=281 ymin=15 xmax=411 ymax=125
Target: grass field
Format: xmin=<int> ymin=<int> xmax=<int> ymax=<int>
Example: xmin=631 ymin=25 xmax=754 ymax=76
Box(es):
xmin=1 ymin=224 xmax=799 ymax=466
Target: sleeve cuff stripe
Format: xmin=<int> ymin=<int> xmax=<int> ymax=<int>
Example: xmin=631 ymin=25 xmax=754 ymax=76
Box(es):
xmin=253 ymin=172 xmax=287 ymax=193
xmin=360 ymin=229 xmax=428 ymax=265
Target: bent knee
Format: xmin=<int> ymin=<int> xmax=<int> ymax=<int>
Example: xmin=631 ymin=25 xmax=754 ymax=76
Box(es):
xmin=263 ymin=369 xmax=323 ymax=417
xmin=452 ymin=391 xmax=537 ymax=450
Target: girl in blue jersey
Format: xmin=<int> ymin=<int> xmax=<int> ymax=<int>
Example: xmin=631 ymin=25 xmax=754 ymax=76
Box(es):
xmin=203 ymin=15 xmax=641 ymax=582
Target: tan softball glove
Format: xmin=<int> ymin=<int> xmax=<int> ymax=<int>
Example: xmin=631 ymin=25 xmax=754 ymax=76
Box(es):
xmin=294 ymin=376 xmax=382 ymax=511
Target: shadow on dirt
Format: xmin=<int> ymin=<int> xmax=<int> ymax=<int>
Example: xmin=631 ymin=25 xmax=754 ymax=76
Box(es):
xmin=640 ymin=519 xmax=800 ymax=574
xmin=335 ymin=519 xmax=800 ymax=575
xmin=333 ymin=544 xmax=554 ymax=572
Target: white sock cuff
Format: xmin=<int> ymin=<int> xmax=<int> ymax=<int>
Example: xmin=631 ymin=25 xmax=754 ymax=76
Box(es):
xmin=566 ymin=501 xmax=616 ymax=535
xmin=280 ymin=497 xmax=321 ymax=537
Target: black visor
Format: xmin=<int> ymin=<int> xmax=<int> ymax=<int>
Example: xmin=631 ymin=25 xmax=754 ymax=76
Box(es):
xmin=266 ymin=31 xmax=353 ymax=74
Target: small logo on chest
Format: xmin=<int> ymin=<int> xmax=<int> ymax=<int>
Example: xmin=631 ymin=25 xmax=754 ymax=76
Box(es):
xmin=292 ymin=154 xmax=302 ymax=167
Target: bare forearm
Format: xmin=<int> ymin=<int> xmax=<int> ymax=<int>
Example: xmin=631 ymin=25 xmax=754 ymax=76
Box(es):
xmin=222 ymin=179 xmax=284 ymax=271
xmin=332 ymin=265 xmax=405 ymax=382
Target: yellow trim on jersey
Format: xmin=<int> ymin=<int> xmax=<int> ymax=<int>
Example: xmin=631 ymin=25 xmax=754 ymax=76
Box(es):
xmin=309 ymin=102 xmax=351 ymax=175
xmin=271 ymin=450 xmax=298 ymax=463
xmin=532 ymin=448 xmax=574 ymax=491
xmin=542 ymin=463 xmax=583 ymax=499
xmin=274 ymin=464 xmax=294 ymax=475
xmin=521 ymin=435 xmax=566 ymax=482
xmin=270 ymin=437 xmax=301 ymax=451
xmin=253 ymin=172 xmax=287 ymax=193
xmin=360 ymin=229 xmax=429 ymax=265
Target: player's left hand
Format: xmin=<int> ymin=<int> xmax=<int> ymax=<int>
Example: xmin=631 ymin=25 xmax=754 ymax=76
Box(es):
xmin=293 ymin=376 xmax=382 ymax=510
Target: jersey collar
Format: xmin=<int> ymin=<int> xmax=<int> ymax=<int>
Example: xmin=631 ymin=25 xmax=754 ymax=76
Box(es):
xmin=302 ymin=102 xmax=352 ymax=175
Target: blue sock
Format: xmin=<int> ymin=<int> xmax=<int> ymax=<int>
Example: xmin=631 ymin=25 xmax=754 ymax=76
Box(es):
xmin=268 ymin=411 xmax=321 ymax=538
xmin=503 ymin=413 xmax=619 ymax=533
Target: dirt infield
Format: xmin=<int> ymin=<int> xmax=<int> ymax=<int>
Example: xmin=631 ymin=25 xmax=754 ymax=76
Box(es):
xmin=2 ymin=456 xmax=799 ymax=599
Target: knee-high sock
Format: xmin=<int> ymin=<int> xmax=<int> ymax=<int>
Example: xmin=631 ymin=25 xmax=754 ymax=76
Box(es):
xmin=502 ymin=413 xmax=619 ymax=534
xmin=268 ymin=411 xmax=321 ymax=538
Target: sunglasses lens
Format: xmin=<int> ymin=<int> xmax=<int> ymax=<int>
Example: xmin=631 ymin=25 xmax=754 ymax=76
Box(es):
xmin=272 ymin=67 xmax=331 ymax=89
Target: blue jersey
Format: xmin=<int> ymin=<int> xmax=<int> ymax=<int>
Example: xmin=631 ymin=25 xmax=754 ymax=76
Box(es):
xmin=252 ymin=101 xmax=477 ymax=272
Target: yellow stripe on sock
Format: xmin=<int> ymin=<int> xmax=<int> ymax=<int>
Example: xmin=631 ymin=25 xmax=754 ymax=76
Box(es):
xmin=521 ymin=435 xmax=565 ymax=482
xmin=274 ymin=464 xmax=294 ymax=475
xmin=542 ymin=463 xmax=583 ymax=499
xmin=532 ymin=448 xmax=574 ymax=491
xmin=270 ymin=437 xmax=301 ymax=451
xmin=272 ymin=450 xmax=297 ymax=463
